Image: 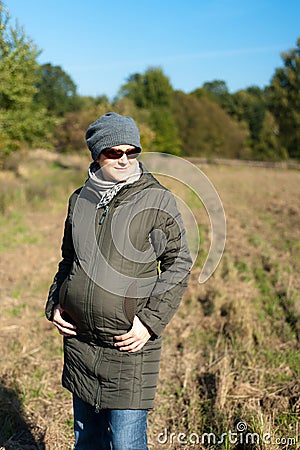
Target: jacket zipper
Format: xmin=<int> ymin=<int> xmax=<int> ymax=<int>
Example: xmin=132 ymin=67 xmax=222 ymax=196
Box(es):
xmin=85 ymin=205 xmax=109 ymax=333
xmin=95 ymin=401 xmax=100 ymax=414
xmin=99 ymin=205 xmax=109 ymax=225
xmin=94 ymin=351 xmax=103 ymax=413
xmin=86 ymin=188 xmax=136 ymax=334
xmin=85 ymin=190 xmax=132 ymax=411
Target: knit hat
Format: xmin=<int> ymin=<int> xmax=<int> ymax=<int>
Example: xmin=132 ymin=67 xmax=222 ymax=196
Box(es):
xmin=86 ymin=112 xmax=142 ymax=161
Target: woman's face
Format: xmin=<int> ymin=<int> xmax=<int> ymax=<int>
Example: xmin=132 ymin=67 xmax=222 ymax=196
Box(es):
xmin=97 ymin=144 xmax=140 ymax=182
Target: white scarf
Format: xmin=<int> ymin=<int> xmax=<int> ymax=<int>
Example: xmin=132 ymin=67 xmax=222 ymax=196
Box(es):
xmin=87 ymin=160 xmax=141 ymax=209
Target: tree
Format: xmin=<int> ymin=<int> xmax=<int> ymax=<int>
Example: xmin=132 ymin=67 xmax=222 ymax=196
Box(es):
xmin=173 ymin=91 xmax=249 ymax=159
xmin=266 ymin=38 xmax=300 ymax=158
xmin=149 ymin=108 xmax=182 ymax=155
xmin=118 ymin=67 xmax=181 ymax=154
xmin=113 ymin=98 xmax=156 ymax=152
xmin=231 ymin=87 xmax=267 ymax=145
xmin=193 ymin=81 xmax=287 ymax=160
xmin=251 ymin=111 xmax=287 ymax=161
xmin=34 ymin=63 xmax=81 ymax=116
xmin=193 ymin=82 xmax=268 ymax=147
xmin=0 ymin=3 xmax=56 ymax=161
xmin=118 ymin=67 xmax=174 ymax=109
xmin=191 ymin=80 xmax=236 ymax=115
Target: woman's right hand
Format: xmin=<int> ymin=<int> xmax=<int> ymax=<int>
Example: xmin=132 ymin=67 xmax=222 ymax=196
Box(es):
xmin=52 ymin=304 xmax=77 ymax=336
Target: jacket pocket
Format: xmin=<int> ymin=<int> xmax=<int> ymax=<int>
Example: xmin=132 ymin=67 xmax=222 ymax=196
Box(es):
xmin=59 ymin=277 xmax=69 ymax=308
xmin=123 ymin=282 xmax=138 ymax=324
xmin=123 ymin=297 xmax=137 ymax=323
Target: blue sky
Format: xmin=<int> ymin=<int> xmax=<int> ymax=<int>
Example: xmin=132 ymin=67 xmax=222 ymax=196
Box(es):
xmin=5 ymin=0 xmax=300 ymax=100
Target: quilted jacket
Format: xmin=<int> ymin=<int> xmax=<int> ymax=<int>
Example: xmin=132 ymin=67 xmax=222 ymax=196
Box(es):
xmin=45 ymin=163 xmax=191 ymax=410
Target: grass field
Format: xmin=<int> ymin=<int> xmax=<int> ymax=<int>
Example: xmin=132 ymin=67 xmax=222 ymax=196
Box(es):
xmin=0 ymin=151 xmax=299 ymax=449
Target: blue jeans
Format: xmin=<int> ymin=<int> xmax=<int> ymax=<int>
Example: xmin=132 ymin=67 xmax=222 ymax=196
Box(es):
xmin=73 ymin=395 xmax=149 ymax=450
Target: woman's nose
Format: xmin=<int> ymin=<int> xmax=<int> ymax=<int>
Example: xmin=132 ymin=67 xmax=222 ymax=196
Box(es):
xmin=119 ymin=153 xmax=128 ymax=163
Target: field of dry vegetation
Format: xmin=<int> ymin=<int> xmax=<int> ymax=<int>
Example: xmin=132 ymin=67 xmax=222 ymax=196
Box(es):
xmin=0 ymin=150 xmax=299 ymax=449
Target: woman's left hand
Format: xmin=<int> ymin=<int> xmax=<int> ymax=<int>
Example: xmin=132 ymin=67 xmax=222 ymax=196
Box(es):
xmin=114 ymin=316 xmax=152 ymax=352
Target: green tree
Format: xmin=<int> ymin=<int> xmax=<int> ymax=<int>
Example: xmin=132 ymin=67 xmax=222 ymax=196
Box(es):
xmin=251 ymin=111 xmax=287 ymax=161
xmin=119 ymin=67 xmax=173 ymax=109
xmin=113 ymin=97 xmax=155 ymax=152
xmin=191 ymin=80 xmax=236 ymax=115
xmin=0 ymin=3 xmax=55 ymax=161
xmin=231 ymin=87 xmax=267 ymax=145
xmin=34 ymin=63 xmax=81 ymax=116
xmin=118 ymin=67 xmax=181 ymax=154
xmin=149 ymin=108 xmax=182 ymax=155
xmin=266 ymin=38 xmax=300 ymax=158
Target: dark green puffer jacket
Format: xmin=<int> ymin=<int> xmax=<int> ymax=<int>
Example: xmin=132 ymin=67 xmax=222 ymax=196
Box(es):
xmin=45 ymin=163 xmax=191 ymax=410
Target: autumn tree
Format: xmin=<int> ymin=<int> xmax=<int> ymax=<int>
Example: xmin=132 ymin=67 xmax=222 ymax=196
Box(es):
xmin=173 ymin=90 xmax=249 ymax=158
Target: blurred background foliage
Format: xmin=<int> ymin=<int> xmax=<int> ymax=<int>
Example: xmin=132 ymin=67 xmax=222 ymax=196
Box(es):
xmin=0 ymin=2 xmax=299 ymax=167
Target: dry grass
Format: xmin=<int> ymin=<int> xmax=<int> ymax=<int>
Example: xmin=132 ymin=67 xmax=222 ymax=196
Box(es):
xmin=0 ymin=153 xmax=299 ymax=449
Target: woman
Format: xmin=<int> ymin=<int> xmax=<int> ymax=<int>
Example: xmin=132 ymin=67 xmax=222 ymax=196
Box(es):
xmin=45 ymin=112 xmax=191 ymax=449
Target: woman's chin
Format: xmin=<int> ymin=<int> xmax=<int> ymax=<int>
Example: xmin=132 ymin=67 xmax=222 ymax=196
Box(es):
xmin=111 ymin=168 xmax=133 ymax=182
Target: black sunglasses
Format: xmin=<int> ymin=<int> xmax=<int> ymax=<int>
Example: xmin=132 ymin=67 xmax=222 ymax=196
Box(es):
xmin=101 ymin=147 xmax=141 ymax=160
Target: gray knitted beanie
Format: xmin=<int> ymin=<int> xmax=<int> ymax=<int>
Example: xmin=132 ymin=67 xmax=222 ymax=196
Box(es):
xmin=86 ymin=112 xmax=142 ymax=161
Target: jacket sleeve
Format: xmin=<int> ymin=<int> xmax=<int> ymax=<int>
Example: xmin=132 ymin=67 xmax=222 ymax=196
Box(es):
xmin=137 ymin=191 xmax=192 ymax=337
xmin=45 ymin=192 xmax=77 ymax=321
